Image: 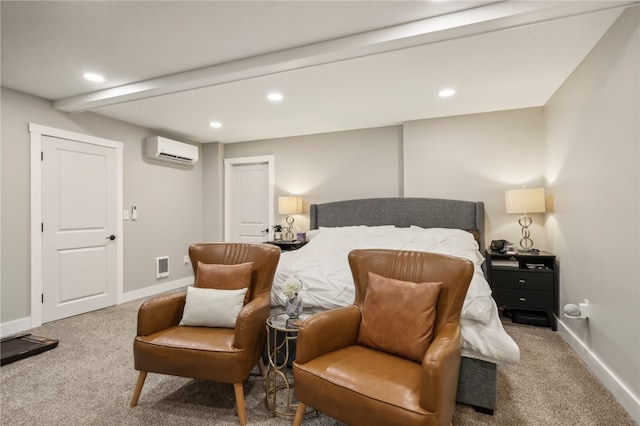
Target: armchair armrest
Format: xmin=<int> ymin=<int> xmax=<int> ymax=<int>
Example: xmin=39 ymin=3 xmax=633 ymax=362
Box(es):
xmin=420 ymin=322 xmax=462 ymax=415
xmin=136 ymin=291 xmax=186 ymax=336
xmin=295 ymin=305 xmax=361 ymax=364
xmin=233 ymin=292 xmax=271 ymax=350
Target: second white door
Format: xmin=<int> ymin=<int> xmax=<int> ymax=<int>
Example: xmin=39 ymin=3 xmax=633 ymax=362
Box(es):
xmin=225 ymin=157 xmax=274 ymax=242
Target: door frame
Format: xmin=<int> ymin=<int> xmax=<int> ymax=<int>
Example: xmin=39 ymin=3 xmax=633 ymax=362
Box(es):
xmin=223 ymin=155 xmax=275 ymax=242
xmin=29 ymin=123 xmax=124 ymax=328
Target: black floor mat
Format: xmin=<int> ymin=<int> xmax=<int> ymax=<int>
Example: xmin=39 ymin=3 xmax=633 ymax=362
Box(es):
xmin=1 ymin=333 xmax=59 ymax=366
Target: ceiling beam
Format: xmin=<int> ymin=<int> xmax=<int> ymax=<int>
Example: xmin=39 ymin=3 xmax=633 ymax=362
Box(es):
xmin=54 ymin=0 xmax=636 ymax=113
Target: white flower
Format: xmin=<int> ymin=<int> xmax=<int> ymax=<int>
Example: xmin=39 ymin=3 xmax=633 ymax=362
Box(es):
xmin=283 ymin=277 xmax=302 ymax=299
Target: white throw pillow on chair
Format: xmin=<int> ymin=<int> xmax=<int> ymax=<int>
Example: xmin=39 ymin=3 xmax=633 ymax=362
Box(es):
xmin=180 ymin=285 xmax=248 ymax=328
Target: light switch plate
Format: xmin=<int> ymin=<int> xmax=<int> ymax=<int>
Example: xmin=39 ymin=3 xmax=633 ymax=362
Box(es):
xmin=123 ymin=209 xmax=130 ymax=220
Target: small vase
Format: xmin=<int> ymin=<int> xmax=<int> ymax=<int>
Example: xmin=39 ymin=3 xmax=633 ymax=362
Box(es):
xmin=285 ymin=295 xmax=303 ymax=318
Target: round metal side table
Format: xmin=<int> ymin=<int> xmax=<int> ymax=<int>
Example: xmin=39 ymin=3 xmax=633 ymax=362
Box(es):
xmin=265 ymin=312 xmax=311 ymax=417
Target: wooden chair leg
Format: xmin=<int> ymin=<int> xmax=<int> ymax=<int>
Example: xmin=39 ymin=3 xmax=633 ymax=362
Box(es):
xmin=293 ymin=402 xmax=307 ymax=426
xmin=257 ymin=357 xmax=266 ymax=377
xmin=233 ymin=382 xmax=247 ymax=426
xmin=130 ymin=371 xmax=147 ymax=407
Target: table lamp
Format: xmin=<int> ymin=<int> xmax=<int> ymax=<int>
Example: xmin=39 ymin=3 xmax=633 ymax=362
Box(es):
xmin=505 ymin=187 xmax=546 ymax=251
xmin=278 ymin=196 xmax=302 ymax=241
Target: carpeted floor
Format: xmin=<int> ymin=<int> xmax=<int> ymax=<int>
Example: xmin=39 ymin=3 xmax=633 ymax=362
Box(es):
xmin=0 ymin=299 xmax=636 ymax=425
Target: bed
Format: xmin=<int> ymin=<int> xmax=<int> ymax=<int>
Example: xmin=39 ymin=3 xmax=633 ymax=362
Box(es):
xmin=271 ymin=197 xmax=520 ymax=414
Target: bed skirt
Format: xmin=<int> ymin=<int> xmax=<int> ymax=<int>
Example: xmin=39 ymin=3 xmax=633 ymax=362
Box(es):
xmin=456 ymin=356 xmax=497 ymax=414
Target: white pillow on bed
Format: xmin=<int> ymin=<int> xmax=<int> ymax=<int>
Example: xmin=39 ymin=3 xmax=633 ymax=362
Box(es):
xmin=317 ymin=225 xmax=395 ymax=234
xmin=405 ymin=227 xmax=485 ymax=265
xmin=308 ymin=225 xmax=398 ymax=252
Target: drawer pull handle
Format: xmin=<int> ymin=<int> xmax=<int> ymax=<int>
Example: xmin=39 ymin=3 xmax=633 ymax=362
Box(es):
xmin=519 ymin=297 xmax=526 ymax=301
xmin=518 ymin=279 xmax=526 ymax=283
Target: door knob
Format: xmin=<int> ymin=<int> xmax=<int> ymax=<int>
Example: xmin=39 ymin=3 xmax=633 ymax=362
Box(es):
xmin=106 ymin=234 xmax=117 ymax=241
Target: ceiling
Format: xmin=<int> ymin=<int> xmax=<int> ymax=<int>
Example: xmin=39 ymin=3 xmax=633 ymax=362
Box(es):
xmin=2 ymin=1 xmax=636 ymax=144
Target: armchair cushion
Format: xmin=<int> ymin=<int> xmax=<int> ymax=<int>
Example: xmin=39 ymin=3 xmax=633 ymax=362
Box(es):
xmin=195 ymin=261 xmax=253 ymax=305
xmin=357 ymin=272 xmax=442 ymax=363
xmin=179 ymin=286 xmax=248 ymax=328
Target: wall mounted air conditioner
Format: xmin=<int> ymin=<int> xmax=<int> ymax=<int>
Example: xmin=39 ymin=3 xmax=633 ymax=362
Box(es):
xmin=145 ymin=136 xmax=199 ymax=165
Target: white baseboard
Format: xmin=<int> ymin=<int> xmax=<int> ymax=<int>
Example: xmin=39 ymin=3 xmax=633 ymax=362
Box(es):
xmin=558 ymin=319 xmax=640 ymax=423
xmin=118 ymin=276 xmax=193 ymax=304
xmin=1 ymin=277 xmax=193 ymax=338
xmin=0 ymin=317 xmax=33 ymax=338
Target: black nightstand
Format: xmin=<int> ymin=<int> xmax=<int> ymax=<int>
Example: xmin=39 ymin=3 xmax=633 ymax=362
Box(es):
xmin=266 ymin=240 xmax=307 ymax=252
xmin=486 ymin=249 xmax=558 ymax=331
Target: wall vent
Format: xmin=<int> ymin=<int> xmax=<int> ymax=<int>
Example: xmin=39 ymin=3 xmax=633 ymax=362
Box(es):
xmin=145 ymin=136 xmax=199 ymax=165
xmin=156 ymin=256 xmax=169 ymax=279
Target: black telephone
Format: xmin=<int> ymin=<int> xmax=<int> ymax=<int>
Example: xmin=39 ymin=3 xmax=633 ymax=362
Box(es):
xmin=490 ymin=239 xmax=507 ymax=252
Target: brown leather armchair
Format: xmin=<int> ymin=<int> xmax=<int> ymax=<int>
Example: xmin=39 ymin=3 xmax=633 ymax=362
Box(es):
xmin=130 ymin=243 xmax=280 ymax=426
xmin=292 ymin=249 xmax=473 ymax=426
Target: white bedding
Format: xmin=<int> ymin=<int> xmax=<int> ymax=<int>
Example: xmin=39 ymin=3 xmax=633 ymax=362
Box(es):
xmin=272 ymin=225 xmax=520 ymax=365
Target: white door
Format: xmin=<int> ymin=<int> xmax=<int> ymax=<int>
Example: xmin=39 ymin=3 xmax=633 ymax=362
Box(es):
xmin=41 ymin=135 xmax=118 ymax=322
xmin=224 ymin=156 xmax=274 ymax=242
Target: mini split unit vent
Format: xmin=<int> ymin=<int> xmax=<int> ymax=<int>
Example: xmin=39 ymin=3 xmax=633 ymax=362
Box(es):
xmin=145 ymin=136 xmax=199 ymax=165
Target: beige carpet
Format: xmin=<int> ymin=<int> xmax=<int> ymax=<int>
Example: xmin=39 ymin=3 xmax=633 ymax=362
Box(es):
xmin=1 ymin=299 xmax=636 ymax=425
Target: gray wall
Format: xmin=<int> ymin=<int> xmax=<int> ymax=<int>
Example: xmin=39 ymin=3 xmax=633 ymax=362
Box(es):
xmin=544 ymin=6 xmax=639 ymax=409
xmin=222 ymin=110 xmax=546 ymax=248
xmin=403 ymin=107 xmax=545 ymax=247
xmin=221 ymin=126 xmax=404 ymax=232
xmin=1 ymin=88 xmax=203 ymax=323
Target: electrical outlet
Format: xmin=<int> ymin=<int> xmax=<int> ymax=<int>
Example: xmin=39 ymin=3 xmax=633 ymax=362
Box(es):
xmin=579 ymin=300 xmax=590 ymax=319
xmin=123 ymin=210 xmax=130 ymax=220
xmin=183 ymin=255 xmax=190 ymax=265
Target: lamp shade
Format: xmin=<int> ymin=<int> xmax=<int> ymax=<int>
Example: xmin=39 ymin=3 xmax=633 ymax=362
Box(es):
xmin=505 ymin=188 xmax=546 ymax=214
xmin=278 ymin=196 xmax=302 ymax=215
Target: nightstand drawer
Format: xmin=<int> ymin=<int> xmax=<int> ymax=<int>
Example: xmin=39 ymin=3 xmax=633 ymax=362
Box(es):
xmin=491 ymin=270 xmax=553 ymax=291
xmin=493 ymin=289 xmax=554 ymax=310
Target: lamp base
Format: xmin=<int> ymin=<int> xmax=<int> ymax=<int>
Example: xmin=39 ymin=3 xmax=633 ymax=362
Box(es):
xmin=284 ymin=216 xmax=295 ymax=241
xmin=518 ymin=214 xmax=534 ymax=251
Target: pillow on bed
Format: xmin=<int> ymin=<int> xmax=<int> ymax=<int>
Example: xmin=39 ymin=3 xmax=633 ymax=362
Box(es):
xmin=195 ymin=261 xmax=253 ymax=305
xmin=357 ymin=272 xmax=442 ymax=363
xmin=406 ymin=227 xmax=485 ymax=266
xmin=179 ymin=286 xmax=248 ymax=328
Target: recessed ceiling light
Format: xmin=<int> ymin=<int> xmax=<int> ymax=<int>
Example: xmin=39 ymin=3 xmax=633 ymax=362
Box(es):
xmin=438 ymin=88 xmax=456 ymax=98
xmin=267 ymin=92 xmax=283 ymax=102
xmin=209 ymin=121 xmax=222 ymax=128
xmin=83 ymin=72 xmax=105 ymax=82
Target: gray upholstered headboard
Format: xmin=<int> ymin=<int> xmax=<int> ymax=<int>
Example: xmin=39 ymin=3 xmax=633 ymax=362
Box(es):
xmin=309 ymin=197 xmax=485 ymax=252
